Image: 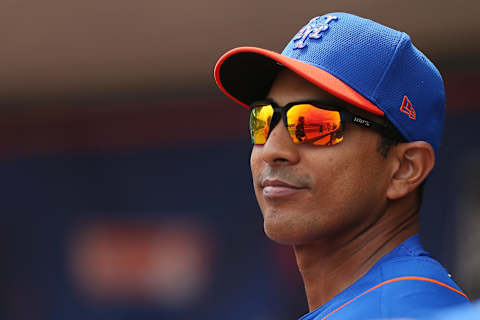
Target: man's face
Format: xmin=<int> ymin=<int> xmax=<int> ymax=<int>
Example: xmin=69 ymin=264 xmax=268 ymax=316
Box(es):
xmin=250 ymin=70 xmax=393 ymax=245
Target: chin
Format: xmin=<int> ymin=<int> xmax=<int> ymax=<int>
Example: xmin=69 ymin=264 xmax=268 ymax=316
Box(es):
xmin=263 ymin=218 xmax=316 ymax=246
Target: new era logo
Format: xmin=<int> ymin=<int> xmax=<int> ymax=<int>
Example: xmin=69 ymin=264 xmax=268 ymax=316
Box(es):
xmin=400 ymin=96 xmax=416 ymax=120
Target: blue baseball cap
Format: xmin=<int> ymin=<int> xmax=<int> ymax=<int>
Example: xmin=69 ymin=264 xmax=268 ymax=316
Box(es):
xmin=214 ymin=12 xmax=445 ymax=157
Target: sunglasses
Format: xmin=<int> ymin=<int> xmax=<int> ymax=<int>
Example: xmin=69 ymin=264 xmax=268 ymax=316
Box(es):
xmin=249 ymin=100 xmax=403 ymax=146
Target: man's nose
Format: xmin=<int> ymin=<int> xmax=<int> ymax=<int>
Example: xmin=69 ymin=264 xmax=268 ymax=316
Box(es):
xmin=261 ymin=122 xmax=300 ymax=166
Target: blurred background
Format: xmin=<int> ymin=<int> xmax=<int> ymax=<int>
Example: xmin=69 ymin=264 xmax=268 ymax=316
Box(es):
xmin=3 ymin=0 xmax=479 ymax=319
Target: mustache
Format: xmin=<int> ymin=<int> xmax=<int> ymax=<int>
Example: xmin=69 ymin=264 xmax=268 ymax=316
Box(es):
xmin=257 ymin=166 xmax=312 ymax=188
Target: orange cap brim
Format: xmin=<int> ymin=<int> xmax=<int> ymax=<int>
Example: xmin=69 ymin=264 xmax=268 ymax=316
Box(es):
xmin=214 ymin=46 xmax=383 ymax=116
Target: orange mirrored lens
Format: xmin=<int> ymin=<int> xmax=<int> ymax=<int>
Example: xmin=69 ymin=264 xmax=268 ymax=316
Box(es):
xmin=286 ymin=104 xmax=343 ymax=145
xmin=250 ymin=105 xmax=274 ymax=144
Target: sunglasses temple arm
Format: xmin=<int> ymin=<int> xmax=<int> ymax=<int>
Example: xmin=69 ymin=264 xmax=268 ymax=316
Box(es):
xmin=342 ymin=111 xmax=403 ymax=141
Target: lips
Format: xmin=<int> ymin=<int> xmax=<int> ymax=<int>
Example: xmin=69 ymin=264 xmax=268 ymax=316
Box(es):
xmin=261 ymin=179 xmax=307 ymax=199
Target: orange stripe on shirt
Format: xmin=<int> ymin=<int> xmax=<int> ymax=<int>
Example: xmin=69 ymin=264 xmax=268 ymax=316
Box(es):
xmin=320 ymin=276 xmax=469 ymax=320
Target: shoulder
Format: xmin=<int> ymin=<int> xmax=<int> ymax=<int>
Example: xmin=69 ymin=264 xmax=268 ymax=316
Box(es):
xmin=371 ymin=235 xmax=464 ymax=294
xmin=374 ymin=272 xmax=469 ymax=318
xmin=377 ymin=253 xmax=462 ymax=292
xmin=305 ymin=258 xmax=469 ymax=320
xmin=304 ymin=253 xmax=469 ymax=320
xmin=361 ymin=254 xmax=470 ymax=318
xmin=302 ymin=237 xmax=469 ymax=320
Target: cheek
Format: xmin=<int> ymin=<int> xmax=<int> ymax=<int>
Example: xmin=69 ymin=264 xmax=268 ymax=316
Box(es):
xmin=250 ymin=147 xmax=261 ymax=182
xmin=250 ymin=147 xmax=264 ymax=200
xmin=305 ymin=142 xmax=386 ymax=222
xmin=328 ymin=131 xmax=385 ymax=189
xmin=317 ymin=147 xmax=388 ymax=222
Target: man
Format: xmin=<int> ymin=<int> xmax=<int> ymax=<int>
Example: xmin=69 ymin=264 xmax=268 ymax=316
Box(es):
xmin=214 ymin=12 xmax=470 ymax=319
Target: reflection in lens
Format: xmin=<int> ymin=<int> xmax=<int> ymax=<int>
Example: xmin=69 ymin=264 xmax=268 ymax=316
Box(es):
xmin=287 ymin=104 xmax=343 ymax=145
xmin=250 ymin=105 xmax=273 ymax=144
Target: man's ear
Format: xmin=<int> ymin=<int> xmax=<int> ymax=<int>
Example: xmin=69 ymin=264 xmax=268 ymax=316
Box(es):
xmin=386 ymin=141 xmax=435 ymax=200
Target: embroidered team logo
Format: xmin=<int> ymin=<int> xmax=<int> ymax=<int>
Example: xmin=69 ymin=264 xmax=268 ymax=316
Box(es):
xmin=292 ymin=15 xmax=338 ymax=49
xmin=400 ymin=96 xmax=416 ymax=120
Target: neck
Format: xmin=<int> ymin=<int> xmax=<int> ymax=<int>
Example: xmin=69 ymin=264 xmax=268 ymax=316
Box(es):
xmin=294 ymin=198 xmax=419 ymax=312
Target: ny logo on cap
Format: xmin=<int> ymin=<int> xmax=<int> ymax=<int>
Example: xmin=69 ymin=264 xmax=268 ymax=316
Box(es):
xmin=293 ymin=15 xmax=338 ymax=49
xmin=400 ymin=96 xmax=416 ymax=120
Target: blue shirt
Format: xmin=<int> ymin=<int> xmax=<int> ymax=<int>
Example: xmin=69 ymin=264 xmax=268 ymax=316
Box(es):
xmin=299 ymin=235 xmax=469 ymax=320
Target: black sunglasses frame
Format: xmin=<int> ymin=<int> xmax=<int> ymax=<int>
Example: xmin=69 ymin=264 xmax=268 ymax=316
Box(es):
xmin=249 ymin=99 xmax=405 ymax=144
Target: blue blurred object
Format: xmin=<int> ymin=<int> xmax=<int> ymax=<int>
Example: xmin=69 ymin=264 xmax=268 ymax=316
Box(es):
xmin=417 ymin=300 xmax=479 ymax=320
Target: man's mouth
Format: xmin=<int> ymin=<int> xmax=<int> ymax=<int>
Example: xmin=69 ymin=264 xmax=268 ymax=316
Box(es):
xmin=261 ymin=178 xmax=307 ymax=199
